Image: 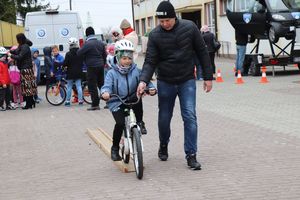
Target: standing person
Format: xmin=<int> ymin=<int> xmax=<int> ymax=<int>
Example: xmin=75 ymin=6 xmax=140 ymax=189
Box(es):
xmin=77 ymin=26 xmax=107 ymax=111
xmin=137 ymin=1 xmax=213 ymax=170
xmin=110 ymin=27 xmax=123 ymax=43
xmin=9 ymin=59 xmax=23 ymax=108
xmin=63 ymin=37 xmax=84 ymax=106
xmin=0 ymin=47 xmax=11 ymax=111
xmin=51 ymin=45 xmax=65 ymax=81
xmin=31 ymin=48 xmax=42 ymax=102
xmin=43 ymin=46 xmax=53 ymax=88
xmin=101 ymin=39 xmax=156 ymax=161
xmin=235 ymin=30 xmax=248 ymax=76
xmin=8 ymin=33 xmax=37 ymax=109
xmin=120 ymin=19 xmax=139 ymax=60
xmin=201 ymin=25 xmax=217 ymax=78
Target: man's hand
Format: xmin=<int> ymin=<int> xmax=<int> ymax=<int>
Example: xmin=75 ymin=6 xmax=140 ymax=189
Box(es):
xmin=203 ymin=80 xmax=212 ymax=93
xmin=136 ymin=82 xmax=146 ymax=96
xmin=101 ymin=92 xmax=110 ymax=100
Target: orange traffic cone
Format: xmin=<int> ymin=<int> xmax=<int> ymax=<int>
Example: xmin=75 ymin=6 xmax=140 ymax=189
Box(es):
xmin=235 ymin=70 xmax=244 ymax=84
xmin=216 ymin=69 xmax=224 ymax=82
xmin=260 ymin=66 xmax=269 ymax=83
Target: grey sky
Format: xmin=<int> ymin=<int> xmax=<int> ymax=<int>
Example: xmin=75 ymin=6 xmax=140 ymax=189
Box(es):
xmin=45 ymin=0 xmax=133 ymax=33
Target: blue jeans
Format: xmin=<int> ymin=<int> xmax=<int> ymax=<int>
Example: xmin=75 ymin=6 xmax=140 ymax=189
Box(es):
xmin=236 ymin=45 xmax=246 ymax=73
xmin=157 ymin=79 xmax=198 ymax=155
xmin=66 ymin=79 xmax=83 ymax=102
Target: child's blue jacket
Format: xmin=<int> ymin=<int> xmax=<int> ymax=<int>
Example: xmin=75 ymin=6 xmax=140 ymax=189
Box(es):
xmin=101 ymin=61 xmax=155 ymax=112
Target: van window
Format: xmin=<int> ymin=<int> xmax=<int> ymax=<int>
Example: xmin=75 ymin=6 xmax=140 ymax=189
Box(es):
xmin=269 ymin=0 xmax=289 ymax=11
xmin=283 ymin=0 xmax=300 ymax=9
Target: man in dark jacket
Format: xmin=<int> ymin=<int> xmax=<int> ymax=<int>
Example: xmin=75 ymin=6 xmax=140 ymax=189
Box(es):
xmin=235 ymin=30 xmax=248 ymax=76
xmin=77 ymin=26 xmax=107 ymax=110
xmin=137 ymin=1 xmax=213 ymax=170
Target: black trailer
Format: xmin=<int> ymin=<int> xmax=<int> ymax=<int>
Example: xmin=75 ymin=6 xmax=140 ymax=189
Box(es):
xmin=226 ymin=0 xmax=300 ymax=76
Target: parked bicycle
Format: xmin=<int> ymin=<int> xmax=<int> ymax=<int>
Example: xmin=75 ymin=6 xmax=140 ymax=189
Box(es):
xmin=45 ymin=78 xmax=92 ymax=106
xmin=110 ymin=94 xmax=144 ymax=179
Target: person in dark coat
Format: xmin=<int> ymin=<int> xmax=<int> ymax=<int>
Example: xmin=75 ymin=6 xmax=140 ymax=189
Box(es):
xmin=8 ymin=33 xmax=36 ymax=109
xmin=77 ymin=26 xmax=107 ymax=111
xmin=43 ymin=46 xmax=53 ymax=88
xmin=201 ymin=25 xmax=217 ymax=77
xmin=137 ymin=1 xmax=213 ymax=170
xmin=63 ymin=37 xmax=84 ymax=106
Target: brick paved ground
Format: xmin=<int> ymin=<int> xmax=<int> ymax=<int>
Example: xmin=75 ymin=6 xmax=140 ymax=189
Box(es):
xmin=1 ymin=56 xmax=300 ymax=200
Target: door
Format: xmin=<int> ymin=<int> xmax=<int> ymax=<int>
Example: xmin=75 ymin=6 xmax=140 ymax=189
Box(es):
xmin=226 ymin=0 xmax=267 ymax=35
xmin=52 ymin=13 xmax=81 ymax=55
xmin=181 ymin=11 xmax=201 ymax=29
xmin=25 ymin=14 xmax=55 ymax=52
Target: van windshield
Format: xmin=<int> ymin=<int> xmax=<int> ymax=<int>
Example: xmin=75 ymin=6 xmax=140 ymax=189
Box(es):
xmin=282 ymin=0 xmax=300 ymax=9
xmin=268 ymin=0 xmax=299 ymax=11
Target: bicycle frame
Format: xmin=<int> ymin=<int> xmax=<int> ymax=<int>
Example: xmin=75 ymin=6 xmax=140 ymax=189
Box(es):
xmin=123 ymin=108 xmax=144 ymax=156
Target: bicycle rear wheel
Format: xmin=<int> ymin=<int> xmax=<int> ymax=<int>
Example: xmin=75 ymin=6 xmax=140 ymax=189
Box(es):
xmin=82 ymin=82 xmax=92 ymax=104
xmin=132 ymin=127 xmax=143 ymax=179
xmin=46 ymin=84 xmax=66 ymax=106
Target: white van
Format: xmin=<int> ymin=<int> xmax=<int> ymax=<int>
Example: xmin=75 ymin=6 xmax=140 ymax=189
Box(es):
xmin=24 ymin=10 xmax=84 ymax=78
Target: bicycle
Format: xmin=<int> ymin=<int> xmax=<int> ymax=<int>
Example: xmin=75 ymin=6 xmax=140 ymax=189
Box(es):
xmin=109 ymin=94 xmax=144 ymax=179
xmin=45 ymin=78 xmax=92 ymax=106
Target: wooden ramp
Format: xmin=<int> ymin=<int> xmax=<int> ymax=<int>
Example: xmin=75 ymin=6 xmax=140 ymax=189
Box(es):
xmin=86 ymin=127 xmax=135 ymax=173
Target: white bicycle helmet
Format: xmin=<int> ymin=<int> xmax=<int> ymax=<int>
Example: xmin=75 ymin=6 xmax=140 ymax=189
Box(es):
xmin=0 ymin=47 xmax=8 ymax=55
xmin=115 ymin=39 xmax=135 ymax=53
xmin=114 ymin=39 xmax=135 ymax=62
xmin=68 ymin=37 xmax=79 ymax=48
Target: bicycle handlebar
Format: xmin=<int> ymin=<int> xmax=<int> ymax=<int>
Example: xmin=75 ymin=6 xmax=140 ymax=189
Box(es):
xmin=109 ymin=94 xmax=141 ymax=106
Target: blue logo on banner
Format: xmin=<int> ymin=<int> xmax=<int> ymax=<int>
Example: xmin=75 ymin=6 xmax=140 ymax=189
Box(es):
xmin=37 ymin=29 xmax=46 ymax=37
xmin=243 ymin=13 xmax=252 ymax=24
xmin=61 ymin=28 xmax=69 ymax=37
xmin=292 ymin=12 xmax=300 ymax=19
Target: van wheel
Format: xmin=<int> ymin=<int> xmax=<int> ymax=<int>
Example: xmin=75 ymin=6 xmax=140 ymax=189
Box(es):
xmin=269 ymin=26 xmax=279 ymax=43
xmin=250 ymin=61 xmax=261 ymax=76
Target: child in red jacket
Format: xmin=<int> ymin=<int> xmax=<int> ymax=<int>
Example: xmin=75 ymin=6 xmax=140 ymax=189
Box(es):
xmin=0 ymin=47 xmax=11 ymax=111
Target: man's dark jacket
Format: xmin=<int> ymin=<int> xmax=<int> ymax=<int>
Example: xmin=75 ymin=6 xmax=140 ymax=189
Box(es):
xmin=77 ymin=35 xmax=106 ymax=68
xmin=140 ymin=19 xmax=213 ymax=84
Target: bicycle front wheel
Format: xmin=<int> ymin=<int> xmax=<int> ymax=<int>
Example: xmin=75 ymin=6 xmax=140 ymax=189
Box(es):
xmin=132 ymin=127 xmax=143 ymax=179
xmin=45 ymin=84 xmax=66 ymax=106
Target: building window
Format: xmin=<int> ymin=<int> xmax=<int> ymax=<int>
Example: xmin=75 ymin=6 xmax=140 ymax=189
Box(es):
xmin=147 ymin=16 xmax=153 ymax=29
xmin=135 ymin=20 xmax=140 ymax=35
xmin=236 ymin=0 xmax=256 ymax=12
xmin=141 ymin=18 xmax=146 ymax=36
xmin=205 ymin=2 xmax=215 ymax=34
xmin=220 ymin=0 xmax=233 ymax=15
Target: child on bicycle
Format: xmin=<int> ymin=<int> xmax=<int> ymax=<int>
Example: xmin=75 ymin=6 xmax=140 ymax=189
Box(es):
xmin=101 ymin=39 xmax=156 ymax=161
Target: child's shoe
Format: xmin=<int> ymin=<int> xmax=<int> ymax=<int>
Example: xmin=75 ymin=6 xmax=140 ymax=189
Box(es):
xmin=0 ymin=106 xmax=6 ymax=111
xmin=78 ymin=100 xmax=83 ymax=105
xmin=72 ymin=97 xmax=78 ymax=103
xmin=111 ymin=146 xmax=122 ymax=161
xmin=6 ymin=104 xmax=16 ymax=110
xmin=64 ymin=101 xmax=71 ymax=107
xmin=137 ymin=121 xmax=147 ymax=135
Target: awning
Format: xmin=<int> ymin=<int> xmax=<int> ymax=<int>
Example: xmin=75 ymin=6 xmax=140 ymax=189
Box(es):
xmin=175 ymin=4 xmax=202 ymax=13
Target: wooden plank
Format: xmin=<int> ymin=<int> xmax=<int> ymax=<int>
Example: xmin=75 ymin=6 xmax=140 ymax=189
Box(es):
xmin=86 ymin=128 xmax=135 ymax=173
